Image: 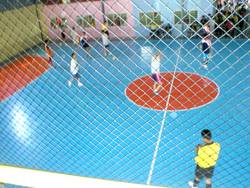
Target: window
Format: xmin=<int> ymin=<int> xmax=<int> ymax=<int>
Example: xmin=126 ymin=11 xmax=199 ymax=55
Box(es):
xmin=174 ymin=10 xmax=198 ymax=24
xmin=50 ymin=17 xmax=67 ymax=29
xmin=174 ymin=11 xmax=183 ymax=24
xmin=189 ymin=10 xmax=198 ymax=23
xmin=61 ymin=0 xmax=70 ymax=4
xmin=107 ymin=13 xmax=127 ymax=26
xmin=76 ymin=15 xmax=95 ymax=28
xmin=139 ymin=12 xmax=162 ymax=27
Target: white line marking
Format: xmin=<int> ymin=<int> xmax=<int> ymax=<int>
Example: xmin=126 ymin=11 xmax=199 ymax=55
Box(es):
xmin=0 ymin=165 xmax=168 ymax=188
xmin=147 ymin=49 xmax=182 ymax=185
xmin=124 ymin=72 xmax=220 ymax=112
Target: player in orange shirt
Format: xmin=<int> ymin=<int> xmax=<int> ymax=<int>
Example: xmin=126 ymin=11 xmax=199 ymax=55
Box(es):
xmin=44 ymin=39 xmax=53 ymax=65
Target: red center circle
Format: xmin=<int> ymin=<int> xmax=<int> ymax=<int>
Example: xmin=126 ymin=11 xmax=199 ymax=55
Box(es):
xmin=125 ymin=72 xmax=219 ymax=111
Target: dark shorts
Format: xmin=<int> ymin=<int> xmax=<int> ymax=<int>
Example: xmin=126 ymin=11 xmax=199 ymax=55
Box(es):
xmin=102 ymin=30 xmax=109 ymax=36
xmin=152 ymin=73 xmax=161 ymax=83
xmin=104 ymin=44 xmax=109 ymax=48
xmin=195 ymin=165 xmax=214 ymax=179
xmin=73 ymin=73 xmax=80 ymax=79
xmin=81 ymin=41 xmax=90 ymax=48
xmin=82 ymin=43 xmax=90 ymax=48
xmin=48 ymin=57 xmax=53 ymax=64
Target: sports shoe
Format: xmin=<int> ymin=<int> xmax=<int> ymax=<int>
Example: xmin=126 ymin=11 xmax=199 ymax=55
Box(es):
xmin=78 ymin=82 xmax=83 ymax=87
xmin=68 ymin=81 xmax=72 ymax=87
xmin=188 ymin=181 xmax=198 ymax=188
xmin=154 ymin=90 xmax=159 ymax=95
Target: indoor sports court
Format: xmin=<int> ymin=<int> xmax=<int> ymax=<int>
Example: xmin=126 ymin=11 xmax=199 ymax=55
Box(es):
xmin=0 ymin=0 xmax=249 ymax=188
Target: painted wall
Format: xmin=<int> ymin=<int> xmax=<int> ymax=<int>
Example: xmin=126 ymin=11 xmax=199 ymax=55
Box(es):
xmin=104 ymin=0 xmax=135 ymax=39
xmin=131 ymin=0 xmax=214 ymax=37
xmin=0 ymin=4 xmax=48 ymax=63
xmin=43 ymin=0 xmax=135 ymax=40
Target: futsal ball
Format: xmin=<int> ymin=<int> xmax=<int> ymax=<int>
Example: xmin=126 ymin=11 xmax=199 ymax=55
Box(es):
xmin=170 ymin=112 xmax=178 ymax=119
xmin=112 ymin=56 xmax=117 ymax=61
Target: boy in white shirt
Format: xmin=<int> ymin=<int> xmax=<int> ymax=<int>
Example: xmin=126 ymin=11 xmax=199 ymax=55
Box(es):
xmin=151 ymin=51 xmax=162 ymax=95
xmin=102 ymin=32 xmax=110 ymax=56
xmin=68 ymin=52 xmax=83 ymax=87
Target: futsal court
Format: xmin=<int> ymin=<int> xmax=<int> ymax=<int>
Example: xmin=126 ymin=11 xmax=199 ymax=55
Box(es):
xmin=0 ymin=0 xmax=249 ymax=188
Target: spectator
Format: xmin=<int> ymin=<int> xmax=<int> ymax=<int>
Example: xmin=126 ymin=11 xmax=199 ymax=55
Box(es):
xmin=189 ymin=21 xmax=200 ymax=38
xmin=149 ymin=21 xmax=161 ymax=39
xmin=200 ymin=15 xmax=208 ymax=25
xmin=232 ymin=13 xmax=239 ymax=37
xmin=238 ymin=3 xmax=247 ymax=32
xmin=163 ymin=23 xmax=172 ymax=38
xmin=214 ymin=13 xmax=224 ymax=37
xmin=216 ymin=0 xmax=224 ymax=10
xmin=226 ymin=18 xmax=234 ymax=37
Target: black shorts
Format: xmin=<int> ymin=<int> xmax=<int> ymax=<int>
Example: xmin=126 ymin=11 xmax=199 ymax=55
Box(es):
xmin=82 ymin=43 xmax=90 ymax=48
xmin=73 ymin=73 xmax=80 ymax=79
xmin=102 ymin=30 xmax=109 ymax=36
xmin=195 ymin=165 xmax=214 ymax=179
xmin=152 ymin=73 xmax=161 ymax=83
xmin=81 ymin=40 xmax=90 ymax=48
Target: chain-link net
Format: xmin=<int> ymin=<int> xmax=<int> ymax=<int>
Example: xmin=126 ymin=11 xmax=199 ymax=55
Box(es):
xmin=0 ymin=0 xmax=249 ymax=187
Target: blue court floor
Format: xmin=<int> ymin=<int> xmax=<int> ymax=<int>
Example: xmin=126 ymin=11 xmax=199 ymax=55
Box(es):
xmin=0 ymin=38 xmax=249 ymax=188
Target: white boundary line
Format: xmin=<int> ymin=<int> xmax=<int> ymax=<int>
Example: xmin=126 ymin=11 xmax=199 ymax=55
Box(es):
xmin=146 ymin=48 xmax=182 ymax=185
xmin=0 ymin=165 xmax=168 ymax=188
xmin=124 ymin=72 xmax=220 ymax=112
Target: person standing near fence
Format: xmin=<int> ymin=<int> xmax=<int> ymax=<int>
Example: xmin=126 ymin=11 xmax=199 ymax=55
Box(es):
xmin=44 ymin=39 xmax=53 ymax=65
xmin=188 ymin=129 xmax=221 ymax=188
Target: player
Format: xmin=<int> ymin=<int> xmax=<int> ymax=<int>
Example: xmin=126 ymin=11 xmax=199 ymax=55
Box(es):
xmin=61 ymin=29 xmax=66 ymax=41
xmin=201 ymin=36 xmax=211 ymax=69
xmin=188 ymin=129 xmax=221 ymax=188
xmin=80 ymin=31 xmax=90 ymax=53
xmin=68 ymin=52 xmax=83 ymax=87
xmin=101 ymin=21 xmax=109 ymax=37
xmin=102 ymin=32 xmax=110 ymax=56
xmin=44 ymin=39 xmax=53 ymax=65
xmin=151 ymin=51 xmax=162 ymax=95
xmin=200 ymin=22 xmax=212 ymax=69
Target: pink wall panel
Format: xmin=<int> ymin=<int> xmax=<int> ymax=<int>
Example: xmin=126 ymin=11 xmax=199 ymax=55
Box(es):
xmin=104 ymin=0 xmax=135 ymax=39
xmin=43 ymin=0 xmax=135 ymax=41
xmin=43 ymin=1 xmax=102 ymax=40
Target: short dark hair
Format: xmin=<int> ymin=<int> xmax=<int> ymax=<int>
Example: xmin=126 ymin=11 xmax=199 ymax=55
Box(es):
xmin=44 ymin=39 xmax=49 ymax=44
xmin=201 ymin=129 xmax=212 ymax=139
xmin=71 ymin=52 xmax=76 ymax=57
